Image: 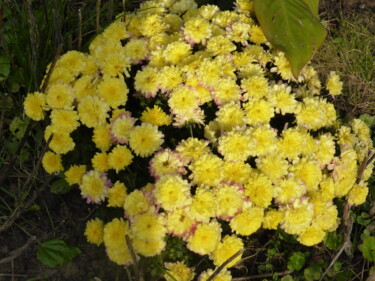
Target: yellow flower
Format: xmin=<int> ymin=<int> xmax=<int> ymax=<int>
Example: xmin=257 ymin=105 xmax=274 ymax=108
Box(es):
xmin=241 ymin=75 xmax=269 ymax=99
xmin=159 ymin=66 xmax=183 ymax=93
xmin=123 ymin=190 xmax=150 ymax=218
xmin=250 ymin=126 xmax=278 ymax=157
xmin=50 ymin=108 xmax=80 ymax=134
xmin=187 ymin=220 xmax=222 ymax=255
xmin=131 ymin=213 xmax=166 ymax=241
xmin=132 ymin=237 xmax=166 ymax=257
xmin=139 ymin=14 xmax=169 ymax=38
xmin=312 ymin=202 xmax=338 ymax=231
xmin=244 ymin=173 xmax=274 ymax=208
xmin=347 ymin=183 xmax=369 ymax=205
xmin=199 ymin=268 xmax=232 ymax=281
xmin=46 ymin=83 xmax=75 ymax=109
xmin=168 ymin=85 xmax=200 ymax=115
xmin=92 ymin=124 xmax=112 ymax=152
xmin=134 ymin=66 xmax=160 ymax=97
xmin=107 ymin=145 xmax=133 ymax=172
xmin=227 ymin=22 xmax=251 ymax=44
xmin=218 ymin=130 xmax=252 ymax=161
xmin=206 ymin=35 xmax=236 ymax=56
xmin=216 ymin=102 xmax=245 ymax=131
xmin=316 ymin=134 xmax=335 ymax=165
xmin=97 ymin=77 xmax=129 ymax=108
xmin=65 ymin=165 xmax=86 ymax=185
xmin=124 ymin=38 xmax=149 ymax=63
xmin=298 ymin=225 xmax=326 ymax=246
xmin=244 ymin=99 xmax=275 ymax=126
xmin=164 ymin=261 xmax=195 ymax=281
xmin=176 ymin=137 xmax=210 ymax=164
xmin=140 ymin=106 xmax=172 ymax=127
xmin=263 ymin=209 xmax=284 ymax=230
xmin=73 ymin=75 xmax=96 ymax=99
xmin=188 ymin=187 xmax=217 ymax=222
xmin=110 ymin=112 xmax=135 ymax=144
xmin=106 ymin=247 xmax=132 ymax=266
xmin=282 ymin=200 xmax=314 ymax=235
xmin=166 ymin=208 xmax=196 ymax=237
xmin=129 ymin=123 xmax=164 ymax=157
xmin=279 ymin=128 xmax=305 ymax=159
xmin=42 ymin=151 xmax=63 ymax=174
xmin=80 ymin=170 xmax=109 ymax=203
xmin=189 ymin=153 xmax=223 ymax=186
xmin=92 ymin=152 xmax=110 ymax=172
xmin=165 ymin=14 xmax=184 ymax=33
xmin=164 ymin=41 xmax=192 ymax=65
xmin=326 ymin=71 xmax=343 ymax=96
xmin=211 ymin=235 xmax=244 ymax=268
xmin=222 ymin=161 xmax=251 ymax=185
xmin=292 ymin=159 xmax=322 ymax=192
xmin=274 ymin=177 xmax=305 ymax=204
xmin=230 ymin=207 xmax=264 ymax=236
xmin=24 ymin=92 xmax=47 ymax=121
xmin=84 ymin=218 xmax=104 ymax=246
xmin=215 ymin=183 xmax=243 ymax=219
xmin=44 ymin=128 xmax=75 ymax=155
xmin=183 ymin=16 xmax=212 ymax=44
xmin=154 ymin=175 xmax=191 ymax=211
xmin=107 ymin=181 xmax=127 ymax=208
xmin=103 ymin=218 xmax=131 ymax=255
xmin=270 ymin=84 xmax=297 ymax=115
xmin=273 ymin=52 xmax=294 ymax=81
xmin=78 ymin=95 xmax=109 ymax=128
xmin=212 ymin=78 xmax=241 ymax=105
xmin=249 ymin=25 xmax=267 ymax=44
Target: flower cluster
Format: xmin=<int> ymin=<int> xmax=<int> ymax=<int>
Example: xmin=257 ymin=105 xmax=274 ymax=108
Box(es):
xmin=24 ymin=0 xmax=374 ymax=279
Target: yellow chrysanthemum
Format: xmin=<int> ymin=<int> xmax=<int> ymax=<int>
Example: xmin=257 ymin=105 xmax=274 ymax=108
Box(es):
xmin=124 ymin=38 xmax=149 ymax=63
xmin=131 ymin=213 xmax=166 ymax=241
xmin=326 ymin=71 xmax=343 ymax=96
xmin=154 ymin=175 xmax=191 ymax=211
xmin=110 ymin=112 xmax=135 ymax=144
xmin=50 ymin=108 xmax=80 ymax=134
xmin=230 ymin=207 xmax=264 ymax=236
xmin=166 ymin=208 xmax=196 ymax=237
xmin=282 ymin=200 xmax=314 ymax=235
xmin=257 ymin=155 xmax=289 ymax=183
xmin=347 ymin=183 xmax=369 ymax=206
xmin=263 ymin=209 xmax=284 ymax=230
xmin=129 ymin=123 xmax=164 ymax=157
xmin=24 ymin=92 xmax=47 ymax=121
xmin=244 ymin=173 xmax=274 ymax=208
xmin=222 ymin=161 xmax=252 ymax=185
xmin=211 ymin=235 xmax=244 ymax=268
xmin=92 ymin=124 xmax=112 ymax=152
xmin=134 ymin=66 xmax=160 ymax=97
xmin=187 ymin=220 xmax=221 ymax=255
xmin=84 ymin=218 xmax=104 ymax=246
xmin=189 ymin=153 xmax=223 ymax=186
xmin=218 ymin=130 xmax=252 ymax=161
xmin=188 ymin=187 xmax=216 ymax=222
xmin=103 ymin=218 xmax=131 ymax=252
xmin=91 ymin=152 xmax=110 ymax=172
xmin=46 ymin=83 xmax=75 ymax=109
xmin=164 ymin=41 xmax=192 ymax=65
xmin=298 ymin=225 xmax=326 ymax=246
xmin=97 ymin=77 xmax=129 ymax=108
xmin=140 ymin=106 xmax=172 ymax=126
xmin=64 ymin=165 xmax=86 ymax=185
xmin=215 ymin=183 xmax=243 ymax=219
xmin=250 ymin=126 xmax=278 ymax=156
xmin=139 ymin=14 xmax=169 ymax=38
xmin=159 ymin=66 xmax=183 ymax=93
xmin=292 ymin=159 xmax=322 ymax=192
xmin=44 ymin=126 xmax=75 ymax=154
xmin=107 ymin=181 xmax=127 ymax=208
xmin=176 ymin=137 xmax=210 ymax=164
xmin=78 ymin=95 xmax=109 ymax=128
xmin=216 ymin=102 xmax=245 ymax=131
xmin=123 ymin=190 xmax=150 ymax=218
xmin=274 ymin=177 xmax=306 ymax=204
xmin=212 ymin=78 xmax=241 ymax=105
xmin=132 ymin=237 xmax=166 ymax=257
xmin=164 ymin=261 xmax=195 ymax=281
xmin=107 ymin=145 xmax=133 ymax=173
xmin=199 ymin=268 xmax=232 ymax=281
xmin=42 ymin=151 xmax=63 ymax=174
xmin=206 ymin=35 xmax=236 ymax=56
xmin=249 ymin=25 xmax=267 ymax=45
xmin=183 ymin=16 xmax=212 ymax=44
xmin=80 ymin=170 xmax=109 ymax=203
xmin=279 ymin=128 xmax=305 ymax=159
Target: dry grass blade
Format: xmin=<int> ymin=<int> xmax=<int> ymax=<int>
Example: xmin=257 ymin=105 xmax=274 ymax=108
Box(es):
xmin=206 ymin=249 xmax=244 ymax=281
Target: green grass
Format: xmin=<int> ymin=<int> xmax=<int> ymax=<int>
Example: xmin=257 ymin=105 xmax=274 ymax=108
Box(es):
xmin=313 ymin=12 xmax=375 ymax=116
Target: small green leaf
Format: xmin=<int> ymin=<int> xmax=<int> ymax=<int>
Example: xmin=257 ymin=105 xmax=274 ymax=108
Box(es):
xmin=9 ymin=117 xmax=28 ymax=140
xmin=254 ymin=0 xmax=327 ymax=77
xmin=28 ymin=204 xmax=41 ymax=211
xmin=37 ymin=239 xmax=81 ymax=267
xmin=288 ymin=252 xmax=306 ymax=271
xmin=357 ymin=212 xmax=371 ymax=226
xmin=359 ymin=236 xmax=375 ymax=262
xmin=0 ymin=55 xmax=10 ymax=81
xmin=51 ymin=178 xmax=73 ymax=194
xmin=324 ymin=231 xmax=342 ymax=250
xmin=304 ymin=264 xmax=322 ymax=281
xmin=281 ymin=275 xmax=294 ymax=281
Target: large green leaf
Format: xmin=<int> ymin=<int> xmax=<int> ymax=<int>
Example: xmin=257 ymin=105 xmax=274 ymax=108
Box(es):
xmin=302 ymin=0 xmax=319 ymax=18
xmin=254 ymin=0 xmax=326 ymax=77
xmin=37 ymin=239 xmax=81 ymax=267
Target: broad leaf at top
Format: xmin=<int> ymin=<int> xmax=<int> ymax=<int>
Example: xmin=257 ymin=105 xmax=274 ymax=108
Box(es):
xmin=254 ymin=0 xmax=326 ymax=77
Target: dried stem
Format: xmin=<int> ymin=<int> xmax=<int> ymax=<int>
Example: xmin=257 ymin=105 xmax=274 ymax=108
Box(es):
xmin=77 ymin=8 xmax=82 ymax=51
xmin=96 ymin=0 xmax=101 ymax=32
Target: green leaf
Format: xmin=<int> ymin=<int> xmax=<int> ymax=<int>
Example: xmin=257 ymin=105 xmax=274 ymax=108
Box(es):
xmin=254 ymin=0 xmax=327 ymax=77
xmin=9 ymin=117 xmax=29 ymax=140
xmin=0 ymin=55 xmax=10 ymax=81
xmin=302 ymin=0 xmax=319 ymax=18
xmin=51 ymin=178 xmax=73 ymax=194
xmin=287 ymin=252 xmax=306 ymax=271
xmin=356 ymin=212 xmax=371 ymax=226
xmin=37 ymin=239 xmax=81 ymax=267
xmin=324 ymin=231 xmax=342 ymax=250
xmin=359 ymin=236 xmax=375 ymax=262
xmin=304 ymin=263 xmax=322 ymax=281
xmin=281 ymin=275 xmax=294 ymax=281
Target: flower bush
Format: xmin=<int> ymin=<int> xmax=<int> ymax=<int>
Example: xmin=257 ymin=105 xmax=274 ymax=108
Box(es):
xmin=23 ymin=0 xmax=374 ymax=279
